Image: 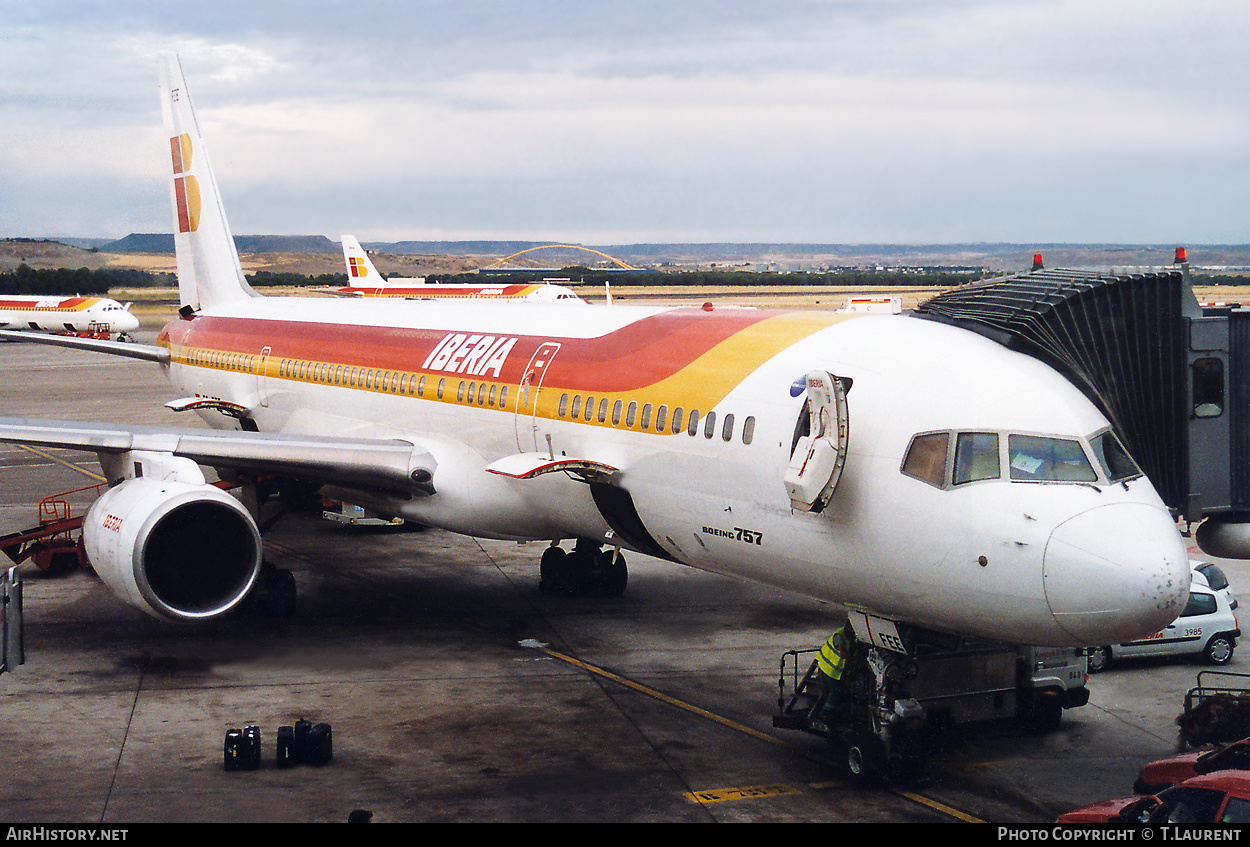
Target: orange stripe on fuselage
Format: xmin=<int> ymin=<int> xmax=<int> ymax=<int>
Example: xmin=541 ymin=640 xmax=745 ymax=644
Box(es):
xmin=0 ymin=297 xmax=98 ymax=312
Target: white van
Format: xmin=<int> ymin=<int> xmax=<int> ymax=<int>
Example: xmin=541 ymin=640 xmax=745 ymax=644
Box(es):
xmin=1087 ymin=586 xmax=1240 ymax=672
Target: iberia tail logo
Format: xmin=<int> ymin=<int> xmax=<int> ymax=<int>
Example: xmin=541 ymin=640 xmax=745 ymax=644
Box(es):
xmin=170 ymin=133 xmax=201 ymax=233
xmin=348 ymin=257 xmax=370 ymax=278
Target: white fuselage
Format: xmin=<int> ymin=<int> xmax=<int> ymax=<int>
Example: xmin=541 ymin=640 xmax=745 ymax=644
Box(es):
xmin=158 ymin=295 xmax=1191 ymax=647
xmin=0 ymin=295 xmax=139 ymax=334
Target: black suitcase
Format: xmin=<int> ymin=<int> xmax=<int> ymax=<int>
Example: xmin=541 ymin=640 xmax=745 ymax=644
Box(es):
xmin=307 ymin=722 xmax=333 ymax=765
xmin=240 ymin=724 xmax=261 ymax=770
xmin=276 ymin=725 xmax=295 ymax=768
xmin=293 ymin=718 xmax=312 ymax=764
xmin=223 ymin=728 xmax=244 ymax=771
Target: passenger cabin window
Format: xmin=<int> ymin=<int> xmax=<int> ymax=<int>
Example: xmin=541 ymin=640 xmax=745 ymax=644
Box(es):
xmin=1008 ymin=435 xmax=1096 ymax=483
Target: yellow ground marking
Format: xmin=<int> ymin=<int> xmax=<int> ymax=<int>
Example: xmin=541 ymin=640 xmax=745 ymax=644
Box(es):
xmin=18 ymin=445 xmax=105 ymax=482
xmin=535 ymin=644 xmax=986 ymax=821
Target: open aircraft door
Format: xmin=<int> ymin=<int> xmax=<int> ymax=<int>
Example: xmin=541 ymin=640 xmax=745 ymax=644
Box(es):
xmin=784 ymin=370 xmax=849 ymax=513
xmin=515 ymin=342 xmax=561 ymax=452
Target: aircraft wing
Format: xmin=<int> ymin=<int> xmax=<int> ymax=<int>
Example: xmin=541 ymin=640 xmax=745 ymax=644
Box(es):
xmin=0 ymin=329 xmax=169 ymax=364
xmin=0 ymin=416 xmax=437 ymax=498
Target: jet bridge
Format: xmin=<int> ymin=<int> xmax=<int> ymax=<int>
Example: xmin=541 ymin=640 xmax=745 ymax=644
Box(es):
xmin=913 ymin=252 xmax=1250 ymax=557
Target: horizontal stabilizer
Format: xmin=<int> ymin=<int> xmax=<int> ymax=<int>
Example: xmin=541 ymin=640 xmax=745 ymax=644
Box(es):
xmin=486 ymin=452 xmax=619 ymax=484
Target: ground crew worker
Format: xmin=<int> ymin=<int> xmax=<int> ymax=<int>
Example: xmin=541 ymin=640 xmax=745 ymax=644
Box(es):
xmin=816 ymin=623 xmax=855 ymax=718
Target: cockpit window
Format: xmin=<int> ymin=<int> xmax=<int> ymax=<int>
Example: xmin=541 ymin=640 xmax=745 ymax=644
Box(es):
xmin=1008 ymin=435 xmax=1097 ymax=482
xmin=901 ymin=432 xmax=949 ymax=488
xmin=903 ymin=429 xmax=1123 ymax=489
xmin=953 ymin=432 xmax=1000 ymax=485
xmin=1089 ymin=430 xmax=1142 ymax=482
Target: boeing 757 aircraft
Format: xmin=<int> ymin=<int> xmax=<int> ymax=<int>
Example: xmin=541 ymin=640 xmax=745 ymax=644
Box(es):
xmin=0 ymin=56 xmax=1188 ymax=658
xmin=332 ymin=235 xmax=584 ymax=302
xmin=0 ymin=295 xmax=139 ymax=338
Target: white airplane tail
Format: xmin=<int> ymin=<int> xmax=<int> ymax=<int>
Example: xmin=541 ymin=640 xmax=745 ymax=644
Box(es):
xmin=341 ymin=235 xmax=383 ymax=281
xmin=157 ymin=54 xmax=258 ymax=311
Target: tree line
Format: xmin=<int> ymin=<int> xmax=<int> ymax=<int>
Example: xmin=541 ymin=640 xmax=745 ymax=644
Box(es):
xmin=426 ymin=267 xmax=992 ymax=288
xmin=10 ymin=262 xmax=1242 ymax=297
xmin=0 ymin=264 xmax=348 ymax=295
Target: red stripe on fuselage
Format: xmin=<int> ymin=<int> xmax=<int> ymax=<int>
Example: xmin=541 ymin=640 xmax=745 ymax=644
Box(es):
xmin=161 ymin=308 xmax=776 ymax=392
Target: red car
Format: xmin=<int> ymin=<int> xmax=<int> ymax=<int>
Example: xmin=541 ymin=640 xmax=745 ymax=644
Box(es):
xmin=1058 ymin=770 xmax=1250 ymax=823
xmin=1134 ymin=738 xmax=1250 ymax=795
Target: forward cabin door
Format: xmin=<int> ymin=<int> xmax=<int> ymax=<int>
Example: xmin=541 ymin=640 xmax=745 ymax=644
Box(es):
xmin=783 ymin=370 xmax=850 ymax=513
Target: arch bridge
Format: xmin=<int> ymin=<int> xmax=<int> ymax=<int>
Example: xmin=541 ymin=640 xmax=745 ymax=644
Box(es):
xmin=483 ymin=245 xmax=637 ymax=271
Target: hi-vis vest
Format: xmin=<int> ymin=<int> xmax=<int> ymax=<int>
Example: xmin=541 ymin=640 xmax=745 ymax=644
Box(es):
xmin=817 ymin=627 xmax=851 ymax=680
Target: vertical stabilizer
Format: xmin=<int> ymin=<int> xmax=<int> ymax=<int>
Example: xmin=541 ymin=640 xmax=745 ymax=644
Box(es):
xmin=341 ymin=235 xmax=382 ymax=281
xmin=158 ymin=54 xmax=258 ymax=311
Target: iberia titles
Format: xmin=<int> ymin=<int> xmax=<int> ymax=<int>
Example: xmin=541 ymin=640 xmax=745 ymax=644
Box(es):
xmin=421 ymin=333 xmax=519 ymax=378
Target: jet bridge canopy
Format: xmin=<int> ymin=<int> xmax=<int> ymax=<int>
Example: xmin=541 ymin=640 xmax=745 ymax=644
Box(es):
xmin=913 ymin=264 xmax=1201 ymax=519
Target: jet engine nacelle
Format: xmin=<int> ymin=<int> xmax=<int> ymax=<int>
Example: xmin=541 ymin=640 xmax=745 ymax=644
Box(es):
xmin=1196 ymin=517 xmax=1250 ymax=560
xmin=83 ymin=478 xmax=262 ymax=622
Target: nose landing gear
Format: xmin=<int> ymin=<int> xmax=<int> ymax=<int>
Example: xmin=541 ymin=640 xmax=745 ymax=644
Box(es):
xmin=539 ymin=540 xmax=628 ymax=597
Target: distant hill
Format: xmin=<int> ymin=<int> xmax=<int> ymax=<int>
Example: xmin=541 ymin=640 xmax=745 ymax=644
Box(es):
xmin=51 ymin=233 xmax=1250 ymax=274
xmin=99 ymin=234 xmax=340 ymax=254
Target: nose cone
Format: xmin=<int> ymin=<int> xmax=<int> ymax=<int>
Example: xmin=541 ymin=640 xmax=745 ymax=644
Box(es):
xmin=115 ymin=311 xmax=140 ymax=332
xmin=1043 ymin=502 xmax=1189 ymax=645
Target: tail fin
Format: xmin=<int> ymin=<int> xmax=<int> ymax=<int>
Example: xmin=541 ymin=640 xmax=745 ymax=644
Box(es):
xmin=341 ymin=235 xmax=383 ymax=281
xmin=157 ymin=54 xmax=258 ymax=311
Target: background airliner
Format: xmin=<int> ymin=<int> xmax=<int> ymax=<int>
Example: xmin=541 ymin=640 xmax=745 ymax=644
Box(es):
xmin=330 ymin=235 xmax=584 ymax=302
xmin=0 ymin=295 xmax=138 ymax=338
xmin=0 ymin=55 xmax=1188 ymax=657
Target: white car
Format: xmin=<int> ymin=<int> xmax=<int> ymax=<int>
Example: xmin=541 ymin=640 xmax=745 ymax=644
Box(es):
xmin=1087 ymin=585 xmax=1240 ymax=672
xmin=1193 ymin=559 xmax=1238 ymax=611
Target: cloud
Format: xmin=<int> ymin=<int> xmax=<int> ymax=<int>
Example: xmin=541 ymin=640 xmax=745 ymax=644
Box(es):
xmin=3 ymin=1 xmax=1249 ymax=242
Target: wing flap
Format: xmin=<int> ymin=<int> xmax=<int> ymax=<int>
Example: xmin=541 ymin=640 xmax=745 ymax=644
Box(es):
xmin=486 ymin=452 xmax=619 ymax=484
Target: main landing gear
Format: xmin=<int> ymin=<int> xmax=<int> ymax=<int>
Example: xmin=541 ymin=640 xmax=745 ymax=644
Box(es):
xmin=539 ymin=539 xmax=628 ymax=597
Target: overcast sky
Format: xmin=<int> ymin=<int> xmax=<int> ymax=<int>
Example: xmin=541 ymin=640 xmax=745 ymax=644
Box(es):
xmin=2 ymin=1 xmax=1247 ymax=245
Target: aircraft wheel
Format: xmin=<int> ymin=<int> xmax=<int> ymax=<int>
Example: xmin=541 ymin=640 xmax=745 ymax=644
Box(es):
xmin=539 ymin=546 xmax=572 ymax=595
xmin=600 ymin=550 xmax=627 ymax=597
